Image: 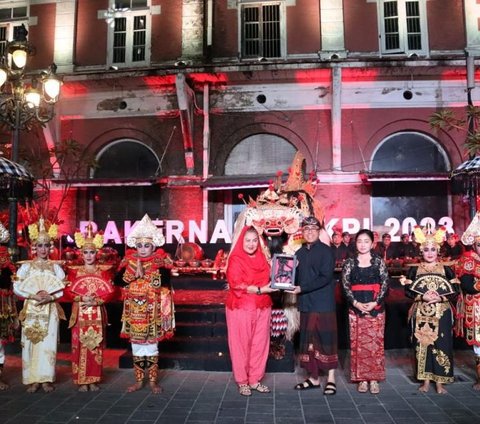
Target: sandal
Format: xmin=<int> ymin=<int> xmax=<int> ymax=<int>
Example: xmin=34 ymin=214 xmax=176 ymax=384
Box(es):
xmin=26 ymin=383 xmax=40 ymax=393
xmin=369 ymin=381 xmax=380 ymax=394
xmin=357 ymin=381 xmax=368 ymax=393
xmin=323 ymin=382 xmax=336 ymax=396
xmin=42 ymin=383 xmax=55 ymax=393
xmin=294 ymin=379 xmax=320 ymax=390
xmin=239 ymin=384 xmax=252 ymax=396
xmin=250 ymin=383 xmax=270 ymax=393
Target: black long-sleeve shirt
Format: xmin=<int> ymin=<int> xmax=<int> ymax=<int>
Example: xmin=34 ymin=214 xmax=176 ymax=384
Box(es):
xmin=295 ymin=240 xmax=336 ymax=313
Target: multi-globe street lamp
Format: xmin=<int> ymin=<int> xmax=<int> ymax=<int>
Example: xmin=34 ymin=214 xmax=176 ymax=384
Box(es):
xmin=0 ymin=24 xmax=61 ymax=259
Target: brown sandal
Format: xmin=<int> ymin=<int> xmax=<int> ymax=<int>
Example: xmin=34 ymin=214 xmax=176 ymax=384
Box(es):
xmin=250 ymin=383 xmax=270 ymax=393
xmin=239 ymin=384 xmax=252 ymax=396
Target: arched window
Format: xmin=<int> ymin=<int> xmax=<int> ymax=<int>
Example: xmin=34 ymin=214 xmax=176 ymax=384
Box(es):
xmin=91 ymin=140 xmax=161 ymax=228
xmin=225 ymin=133 xmax=296 ymax=175
xmin=94 ymin=140 xmax=159 ymax=178
xmin=369 ymin=132 xmax=451 ymax=238
xmin=371 ymin=132 xmax=449 ymax=172
xmin=221 ymin=133 xmax=297 ymax=231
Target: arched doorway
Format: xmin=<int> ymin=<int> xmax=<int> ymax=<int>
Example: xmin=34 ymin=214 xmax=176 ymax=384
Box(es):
xmin=91 ymin=140 xmax=161 ymax=228
xmin=369 ymin=132 xmax=451 ymax=237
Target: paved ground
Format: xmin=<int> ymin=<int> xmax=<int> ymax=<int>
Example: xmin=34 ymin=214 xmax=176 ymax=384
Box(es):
xmin=1 ymin=348 xmax=479 ymax=424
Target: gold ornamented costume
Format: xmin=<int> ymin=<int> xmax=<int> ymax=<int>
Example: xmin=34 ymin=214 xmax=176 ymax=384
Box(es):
xmin=118 ymin=214 xmax=174 ymax=390
xmin=13 ymin=218 xmax=66 ymax=387
xmin=456 ymin=211 xmax=480 ymax=388
xmin=0 ymin=223 xmax=17 ymax=390
xmin=66 ymin=225 xmax=116 ymax=388
xmin=404 ymin=226 xmax=459 ymax=385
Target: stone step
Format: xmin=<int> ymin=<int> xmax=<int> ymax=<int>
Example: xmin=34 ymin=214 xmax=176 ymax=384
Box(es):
xmin=161 ymin=336 xmax=228 ymax=354
xmin=174 ymin=321 xmax=227 ymax=337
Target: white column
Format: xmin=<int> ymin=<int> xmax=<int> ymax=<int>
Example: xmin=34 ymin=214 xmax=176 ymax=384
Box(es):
xmin=331 ymin=66 xmax=342 ymax=171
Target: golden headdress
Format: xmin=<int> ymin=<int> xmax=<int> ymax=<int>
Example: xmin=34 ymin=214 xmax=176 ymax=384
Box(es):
xmin=74 ymin=222 xmax=104 ymax=250
xmin=28 ymin=216 xmax=58 ymax=245
xmin=413 ymin=224 xmax=446 ymax=249
xmin=126 ymin=214 xmax=165 ymax=248
xmin=0 ymin=222 xmax=9 ymax=244
xmin=461 ymin=211 xmax=480 ymax=246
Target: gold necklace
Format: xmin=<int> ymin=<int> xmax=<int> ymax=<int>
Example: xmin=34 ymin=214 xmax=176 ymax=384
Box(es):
xmin=420 ymin=262 xmax=438 ymax=273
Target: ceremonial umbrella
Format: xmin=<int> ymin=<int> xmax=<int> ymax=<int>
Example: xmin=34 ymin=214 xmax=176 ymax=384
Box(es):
xmin=451 ymin=156 xmax=480 ymax=217
xmin=0 ymin=156 xmax=34 ymax=198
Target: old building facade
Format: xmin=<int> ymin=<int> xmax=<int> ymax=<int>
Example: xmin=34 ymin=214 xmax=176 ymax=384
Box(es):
xmin=1 ymin=0 xmax=478 ymax=245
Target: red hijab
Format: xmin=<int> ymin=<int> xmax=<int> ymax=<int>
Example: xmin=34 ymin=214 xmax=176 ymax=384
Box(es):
xmin=226 ymin=226 xmax=270 ymax=287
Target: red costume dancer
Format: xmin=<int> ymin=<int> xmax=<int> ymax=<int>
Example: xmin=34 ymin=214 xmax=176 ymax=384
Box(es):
xmin=119 ymin=214 xmax=174 ymax=394
xmin=0 ymin=223 xmax=17 ymax=390
xmin=456 ymin=212 xmax=480 ymax=390
xmin=65 ymin=224 xmax=115 ymax=392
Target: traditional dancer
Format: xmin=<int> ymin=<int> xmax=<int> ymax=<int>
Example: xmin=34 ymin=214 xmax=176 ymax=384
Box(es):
xmin=401 ymin=225 xmax=459 ymax=394
xmin=0 ymin=223 xmax=18 ymax=390
xmin=65 ymin=224 xmax=115 ymax=391
xmin=118 ymin=214 xmax=174 ymax=393
xmin=14 ymin=218 xmax=66 ymax=393
xmin=456 ymin=212 xmax=480 ymax=390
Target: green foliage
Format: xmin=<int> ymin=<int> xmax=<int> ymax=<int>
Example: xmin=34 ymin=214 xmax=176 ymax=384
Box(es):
xmin=430 ymin=106 xmax=480 ymax=156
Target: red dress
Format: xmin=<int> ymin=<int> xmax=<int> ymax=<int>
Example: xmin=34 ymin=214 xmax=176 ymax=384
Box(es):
xmin=0 ymin=247 xmax=17 ymax=345
xmin=65 ymin=266 xmax=115 ymax=385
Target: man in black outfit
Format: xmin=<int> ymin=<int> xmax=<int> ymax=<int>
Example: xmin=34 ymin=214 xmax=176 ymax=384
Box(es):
xmin=293 ymin=216 xmax=338 ymax=395
xmin=331 ymin=231 xmax=348 ymax=264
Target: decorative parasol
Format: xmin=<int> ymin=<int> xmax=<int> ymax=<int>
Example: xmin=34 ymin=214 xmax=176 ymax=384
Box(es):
xmin=0 ymin=156 xmax=34 ymax=198
xmin=450 ymin=156 xmax=480 ymax=217
xmin=451 ymin=156 xmax=480 ymax=178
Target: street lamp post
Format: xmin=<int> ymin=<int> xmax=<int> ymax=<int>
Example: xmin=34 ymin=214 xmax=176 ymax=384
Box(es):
xmin=0 ymin=25 xmax=61 ymax=260
xmin=466 ymin=53 xmax=478 ymax=219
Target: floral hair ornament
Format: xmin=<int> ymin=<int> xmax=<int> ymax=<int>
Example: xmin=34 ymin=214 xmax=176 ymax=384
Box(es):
xmin=413 ymin=223 xmax=446 ymax=249
xmin=28 ymin=216 xmax=58 ymax=244
xmin=0 ymin=222 xmax=9 ymax=244
xmin=28 ymin=216 xmax=58 ymax=254
xmin=461 ymin=211 xmax=480 ymax=246
xmin=74 ymin=222 xmax=104 ymax=250
xmin=126 ymin=214 xmax=165 ymax=248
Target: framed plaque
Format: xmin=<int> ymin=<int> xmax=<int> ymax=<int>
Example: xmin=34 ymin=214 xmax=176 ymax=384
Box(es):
xmin=270 ymin=254 xmax=297 ymax=290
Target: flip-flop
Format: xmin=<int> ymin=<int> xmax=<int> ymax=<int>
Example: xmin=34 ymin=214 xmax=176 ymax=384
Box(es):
xmin=294 ymin=379 xmax=320 ymax=390
xmin=323 ymin=382 xmax=337 ymax=395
